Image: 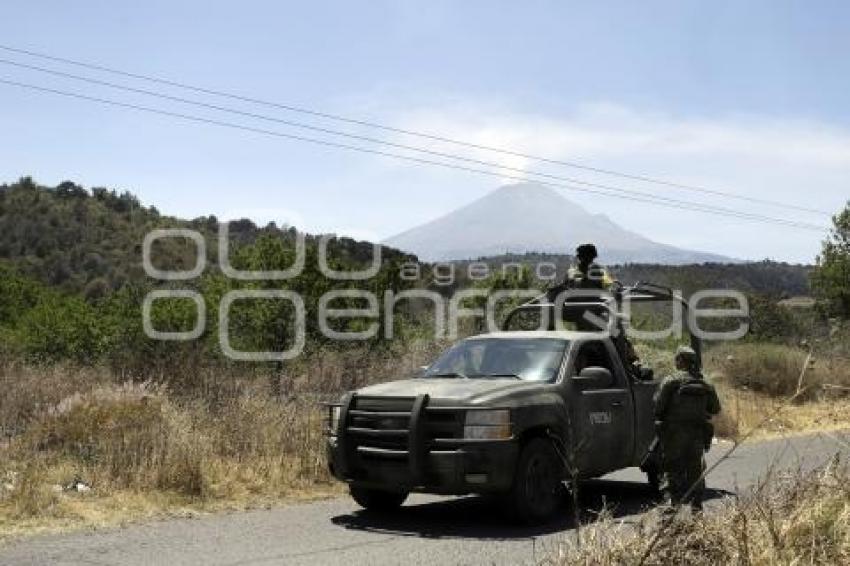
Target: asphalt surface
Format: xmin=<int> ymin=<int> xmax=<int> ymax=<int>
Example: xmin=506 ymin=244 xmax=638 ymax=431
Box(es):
xmin=2 ymin=431 xmax=848 ymax=566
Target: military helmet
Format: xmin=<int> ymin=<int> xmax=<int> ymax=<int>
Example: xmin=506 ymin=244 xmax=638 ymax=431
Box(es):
xmin=576 ymin=243 xmax=598 ymax=261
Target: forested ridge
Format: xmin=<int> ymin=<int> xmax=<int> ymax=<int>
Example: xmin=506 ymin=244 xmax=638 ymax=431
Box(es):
xmin=0 ymin=177 xmax=411 ymax=296
xmin=0 ymin=177 xmax=417 ymax=369
xmin=452 ymin=253 xmax=812 ymax=297
xmin=0 ymin=176 xmax=833 ymax=369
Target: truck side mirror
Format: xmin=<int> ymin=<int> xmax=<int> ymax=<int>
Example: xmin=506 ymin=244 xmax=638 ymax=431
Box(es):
xmin=639 ymin=367 xmax=655 ymax=381
xmin=574 ymin=366 xmax=613 ymax=390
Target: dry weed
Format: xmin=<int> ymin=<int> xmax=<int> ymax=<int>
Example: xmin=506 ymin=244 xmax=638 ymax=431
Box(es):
xmin=549 ymin=462 xmax=850 ymax=565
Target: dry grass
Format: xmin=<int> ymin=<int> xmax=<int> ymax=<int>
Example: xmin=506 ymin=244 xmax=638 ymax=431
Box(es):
xmin=712 ymin=385 xmax=850 ymax=441
xmin=0 ymin=340 xmax=445 ymax=540
xmin=705 ymin=342 xmax=850 ymax=399
xmin=703 ymin=342 xmax=850 ymax=440
xmin=547 ymin=460 xmax=850 ymax=565
xmin=0 ymin=362 xmax=111 ymax=441
xmin=0 ymin=383 xmax=339 ymax=541
xmin=1 ymin=338 xmax=849 ymax=540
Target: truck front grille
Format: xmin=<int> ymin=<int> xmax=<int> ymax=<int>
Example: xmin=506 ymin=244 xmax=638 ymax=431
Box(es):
xmin=343 ymin=395 xmax=462 ymax=459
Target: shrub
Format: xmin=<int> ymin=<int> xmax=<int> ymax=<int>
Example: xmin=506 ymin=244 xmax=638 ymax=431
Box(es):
xmin=8 ymin=378 xmax=334 ymax=505
xmin=708 ymin=343 xmax=810 ymax=397
xmin=704 ymin=343 xmax=850 ymax=400
xmin=15 ymin=295 xmax=108 ymax=364
xmin=550 ymin=461 xmax=850 ymax=565
xmin=6 ymin=461 xmax=63 ymax=519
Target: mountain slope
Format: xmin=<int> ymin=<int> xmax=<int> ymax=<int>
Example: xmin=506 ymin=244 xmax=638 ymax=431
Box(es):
xmin=384 ymin=183 xmax=731 ymax=264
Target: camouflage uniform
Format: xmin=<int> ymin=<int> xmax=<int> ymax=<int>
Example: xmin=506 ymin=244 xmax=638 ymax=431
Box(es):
xmin=653 ymin=351 xmax=721 ymax=510
xmin=547 ymin=244 xmax=610 ymax=298
xmin=564 ymin=262 xmax=613 ymax=290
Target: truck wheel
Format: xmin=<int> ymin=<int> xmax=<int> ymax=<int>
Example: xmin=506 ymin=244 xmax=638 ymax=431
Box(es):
xmin=349 ymin=486 xmax=408 ymax=512
xmin=508 ymin=438 xmax=563 ymax=524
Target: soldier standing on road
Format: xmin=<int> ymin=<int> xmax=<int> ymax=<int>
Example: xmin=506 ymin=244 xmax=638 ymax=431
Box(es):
xmin=654 ymin=346 xmax=721 ymax=511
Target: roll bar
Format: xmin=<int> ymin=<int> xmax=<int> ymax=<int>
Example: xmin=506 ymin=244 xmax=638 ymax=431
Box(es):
xmin=501 ymin=282 xmax=702 ymax=371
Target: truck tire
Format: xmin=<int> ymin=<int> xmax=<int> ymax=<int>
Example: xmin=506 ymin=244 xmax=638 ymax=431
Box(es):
xmin=349 ymin=486 xmax=408 ymax=512
xmin=507 ymin=438 xmax=563 ymax=524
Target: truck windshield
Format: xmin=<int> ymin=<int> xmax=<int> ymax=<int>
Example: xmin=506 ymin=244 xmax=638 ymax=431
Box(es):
xmin=423 ymin=338 xmax=569 ymax=382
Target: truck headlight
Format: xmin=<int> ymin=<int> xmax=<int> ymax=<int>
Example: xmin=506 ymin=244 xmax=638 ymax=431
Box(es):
xmin=464 ymin=409 xmax=511 ymax=440
xmin=329 ymin=405 xmax=341 ymax=436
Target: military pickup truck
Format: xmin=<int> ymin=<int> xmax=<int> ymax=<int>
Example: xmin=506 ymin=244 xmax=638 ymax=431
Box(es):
xmin=325 ymin=284 xmax=699 ymax=523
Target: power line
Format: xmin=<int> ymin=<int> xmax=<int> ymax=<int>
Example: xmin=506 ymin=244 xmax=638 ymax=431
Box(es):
xmin=0 ymin=77 xmax=828 ymax=232
xmin=0 ymin=57 xmax=821 ymax=228
xmin=0 ymin=42 xmax=831 ymax=217
xmin=0 ymin=76 xmax=827 ymax=232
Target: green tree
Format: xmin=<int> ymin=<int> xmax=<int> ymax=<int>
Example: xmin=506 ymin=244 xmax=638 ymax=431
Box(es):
xmin=463 ymin=265 xmax=540 ymax=333
xmin=812 ymin=201 xmax=850 ymax=318
xmin=0 ymin=264 xmax=44 ymax=325
xmin=16 ymin=293 xmax=107 ymax=363
xmin=747 ymin=293 xmax=802 ymax=342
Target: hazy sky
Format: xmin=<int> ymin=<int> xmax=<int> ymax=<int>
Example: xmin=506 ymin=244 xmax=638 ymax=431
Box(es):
xmin=1 ymin=1 xmax=848 ymax=263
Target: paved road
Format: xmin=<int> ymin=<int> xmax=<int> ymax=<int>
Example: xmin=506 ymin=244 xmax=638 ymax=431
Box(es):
xmin=2 ymin=431 xmax=847 ymax=566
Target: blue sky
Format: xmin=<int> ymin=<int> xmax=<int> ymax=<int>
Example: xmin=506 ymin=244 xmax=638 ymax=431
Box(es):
xmin=1 ymin=1 xmax=848 ymax=262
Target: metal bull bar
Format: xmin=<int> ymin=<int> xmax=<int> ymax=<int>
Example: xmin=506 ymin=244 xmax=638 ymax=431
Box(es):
xmin=332 ymin=392 xmax=431 ymax=486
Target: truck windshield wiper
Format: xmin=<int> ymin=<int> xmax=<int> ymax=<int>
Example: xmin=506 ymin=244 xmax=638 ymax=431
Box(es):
xmin=427 ymin=372 xmax=468 ymax=379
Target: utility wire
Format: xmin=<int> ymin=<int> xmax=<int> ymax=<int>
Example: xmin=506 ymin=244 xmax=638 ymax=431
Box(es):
xmin=0 ymin=77 xmax=827 ymax=232
xmin=0 ymin=58 xmax=829 ymax=230
xmin=0 ymin=42 xmax=831 ymax=217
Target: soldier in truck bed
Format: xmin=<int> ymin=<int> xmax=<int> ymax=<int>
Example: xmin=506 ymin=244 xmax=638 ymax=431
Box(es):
xmin=654 ymin=346 xmax=722 ymax=511
xmin=545 ymin=243 xmax=613 ymax=314
xmin=547 ymin=243 xmax=613 ymax=296
xmin=547 ymin=244 xmax=642 ymax=378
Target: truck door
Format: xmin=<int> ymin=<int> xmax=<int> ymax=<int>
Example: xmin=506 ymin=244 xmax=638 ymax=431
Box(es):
xmin=568 ymin=339 xmax=635 ymax=476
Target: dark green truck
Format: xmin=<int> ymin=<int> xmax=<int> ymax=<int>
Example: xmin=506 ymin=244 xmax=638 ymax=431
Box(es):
xmin=325 ymin=286 xmax=697 ymax=523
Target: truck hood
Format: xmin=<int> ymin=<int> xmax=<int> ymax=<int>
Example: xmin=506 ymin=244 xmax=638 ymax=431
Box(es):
xmin=354 ymin=378 xmax=541 ymax=405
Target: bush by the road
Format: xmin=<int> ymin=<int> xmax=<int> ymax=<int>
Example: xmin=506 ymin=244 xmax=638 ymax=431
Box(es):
xmin=551 ymin=460 xmax=850 ymax=565
xmin=705 ymin=343 xmax=850 ymax=400
xmin=0 ymin=340 xmax=444 ymax=531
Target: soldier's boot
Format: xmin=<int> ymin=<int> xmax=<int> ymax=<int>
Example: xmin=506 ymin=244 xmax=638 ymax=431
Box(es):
xmin=689 ymin=498 xmax=704 ymax=514
xmin=689 ymin=483 xmax=705 ymax=513
xmin=659 ymin=488 xmax=678 ymax=518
